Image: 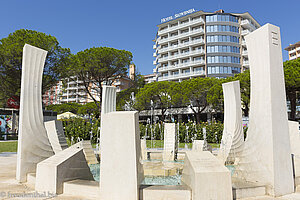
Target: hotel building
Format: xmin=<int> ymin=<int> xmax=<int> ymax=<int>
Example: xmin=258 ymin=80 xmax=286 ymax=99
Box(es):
xmin=153 ymin=9 xmax=260 ymax=81
xmin=285 ymin=41 xmax=300 ymax=60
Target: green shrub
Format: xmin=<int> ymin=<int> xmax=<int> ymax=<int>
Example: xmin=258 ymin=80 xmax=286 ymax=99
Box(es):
xmin=139 ymin=121 xmax=223 ymax=143
xmin=62 ymin=118 xmax=100 ymax=144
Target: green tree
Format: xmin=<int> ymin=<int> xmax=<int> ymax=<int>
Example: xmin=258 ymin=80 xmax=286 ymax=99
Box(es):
xmin=63 ymin=47 xmax=133 ymax=112
xmin=135 ymin=81 xmax=180 ymax=121
xmin=46 ymin=102 xmax=82 ymax=114
xmin=233 ymin=70 xmax=250 ymax=117
xmin=180 ymin=78 xmax=218 ymax=124
xmin=284 ymin=59 xmax=300 ymax=120
xmin=0 ymin=29 xmax=71 ymax=104
xmin=78 ymin=102 xmax=100 ymax=118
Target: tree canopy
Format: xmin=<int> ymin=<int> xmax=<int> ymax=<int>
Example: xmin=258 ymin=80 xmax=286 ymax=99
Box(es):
xmin=134 ymin=81 xmax=181 ymax=121
xmin=63 ymin=47 xmax=133 ymax=111
xmin=0 ymin=29 xmax=71 ymax=105
xmin=284 ymin=59 xmax=300 ymax=120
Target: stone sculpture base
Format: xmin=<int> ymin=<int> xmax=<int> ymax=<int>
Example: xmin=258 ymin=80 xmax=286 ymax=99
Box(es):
xmin=81 ymin=140 xmax=98 ymax=164
xmin=35 ymin=142 xmax=94 ymax=194
xmin=181 ymin=151 xmax=233 ymax=200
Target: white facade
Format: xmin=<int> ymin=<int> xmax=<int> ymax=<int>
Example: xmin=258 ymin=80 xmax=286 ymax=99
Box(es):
xmin=60 ymin=77 xmax=100 ymax=104
xmin=153 ymin=10 xmax=260 ymax=81
xmin=285 ymin=41 xmax=300 ymax=60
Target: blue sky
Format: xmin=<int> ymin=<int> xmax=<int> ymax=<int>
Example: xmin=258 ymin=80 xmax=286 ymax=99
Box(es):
xmin=0 ymin=0 xmax=299 ymax=75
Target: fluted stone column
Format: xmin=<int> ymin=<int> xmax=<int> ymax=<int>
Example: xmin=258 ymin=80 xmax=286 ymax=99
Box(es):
xmin=217 ymin=81 xmax=244 ymax=164
xmin=101 ymin=86 xmax=116 ymax=115
xmin=234 ymin=24 xmax=294 ymax=196
xmin=16 ymin=44 xmax=54 ymax=182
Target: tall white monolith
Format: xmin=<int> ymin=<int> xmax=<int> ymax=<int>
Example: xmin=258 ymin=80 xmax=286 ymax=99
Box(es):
xmin=234 ymin=24 xmax=294 ymax=196
xmin=163 ymin=123 xmax=178 ymax=161
xmin=16 ymin=44 xmax=54 ymax=182
xmin=218 ymin=81 xmax=244 ymax=164
xmin=99 ymin=111 xmax=143 ymax=200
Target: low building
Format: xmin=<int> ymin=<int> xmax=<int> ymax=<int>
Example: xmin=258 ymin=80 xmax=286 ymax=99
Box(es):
xmin=43 ymin=64 xmax=136 ymax=105
xmin=285 ymin=41 xmax=300 ymax=60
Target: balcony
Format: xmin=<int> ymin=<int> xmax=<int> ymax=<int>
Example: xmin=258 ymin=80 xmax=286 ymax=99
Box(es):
xmin=158 ymin=70 xmax=205 ymax=81
xmin=114 ymin=80 xmax=124 ymax=86
xmin=157 ymin=18 xmax=204 ymax=35
xmin=241 ymin=19 xmax=257 ymax=30
xmin=241 ymin=29 xmax=251 ymax=36
xmin=157 ymin=39 xmax=204 ymax=54
xmin=153 ymin=52 xmax=157 ymax=57
xmin=290 ymin=55 xmax=298 ymax=60
xmin=153 ymin=44 xmax=157 ymax=49
xmin=157 ymin=49 xmax=204 ymax=63
xmin=242 ymin=51 xmax=248 ymax=56
xmin=243 ymin=60 xmax=249 ymax=66
xmin=158 ymin=60 xmax=205 ymax=72
xmin=158 ymin=30 xmax=204 ymax=45
xmin=242 ymin=40 xmax=246 ymax=46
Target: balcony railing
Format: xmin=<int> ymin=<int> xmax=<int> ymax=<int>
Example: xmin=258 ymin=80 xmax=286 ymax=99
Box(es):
xmin=158 ymin=29 xmax=204 ymax=44
xmin=158 ymin=60 xmax=205 ymax=72
xmin=158 ymin=70 xmax=205 ymax=81
xmin=157 ymin=38 xmax=204 ymax=54
xmin=158 ymin=18 xmax=204 ymax=35
xmin=241 ymin=29 xmax=250 ymax=35
xmin=157 ymin=49 xmax=205 ymax=63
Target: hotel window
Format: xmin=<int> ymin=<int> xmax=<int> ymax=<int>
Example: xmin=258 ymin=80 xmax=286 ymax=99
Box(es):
xmin=181 ymin=20 xmax=188 ymax=24
xmin=181 ymin=29 xmax=189 ymax=34
xmin=170 ymin=32 xmax=178 ymax=37
xmin=182 ymin=58 xmax=190 ymax=63
xmin=183 ymin=69 xmax=190 ymax=73
xmin=182 ymin=49 xmax=189 ymax=53
xmin=173 ymin=71 xmax=179 ymax=75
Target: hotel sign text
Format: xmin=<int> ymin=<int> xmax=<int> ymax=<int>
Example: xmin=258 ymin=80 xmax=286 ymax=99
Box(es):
xmin=160 ymin=8 xmax=196 ymax=23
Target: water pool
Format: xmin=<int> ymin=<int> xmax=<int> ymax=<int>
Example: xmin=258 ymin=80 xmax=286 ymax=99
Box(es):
xmin=89 ymin=163 xmax=235 ymax=185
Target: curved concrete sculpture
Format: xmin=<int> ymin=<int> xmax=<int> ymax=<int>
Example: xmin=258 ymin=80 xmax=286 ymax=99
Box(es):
xmin=16 ymin=44 xmax=54 ymax=183
xmin=35 ymin=142 xmax=94 ymax=194
xmin=45 ymin=120 xmax=68 ymax=154
xmin=217 ymin=81 xmax=244 ymax=164
xmin=234 ymin=24 xmax=294 ymax=196
xmin=101 ymin=86 xmax=116 ymax=114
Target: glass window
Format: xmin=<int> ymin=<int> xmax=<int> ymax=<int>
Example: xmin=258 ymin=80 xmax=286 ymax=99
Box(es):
xmin=211 ymin=67 xmax=215 ymax=74
xmin=224 ymin=67 xmax=228 ymax=73
xmin=216 ymin=66 xmax=220 ymax=74
xmin=208 ymin=67 xmax=212 ymax=74
xmin=207 ymin=57 xmax=211 ymax=63
xmin=220 ymin=66 xmax=223 ymax=73
xmin=226 ymin=15 xmax=229 ymax=21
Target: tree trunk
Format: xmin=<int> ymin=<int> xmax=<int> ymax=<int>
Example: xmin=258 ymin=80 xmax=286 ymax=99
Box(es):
xmin=287 ymin=91 xmax=297 ymax=121
xmin=243 ymin=103 xmax=249 ymax=117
